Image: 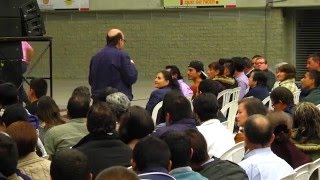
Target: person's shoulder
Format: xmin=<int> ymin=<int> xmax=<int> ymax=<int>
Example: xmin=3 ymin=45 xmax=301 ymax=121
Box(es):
xmin=201 ymin=159 xmax=248 ymax=180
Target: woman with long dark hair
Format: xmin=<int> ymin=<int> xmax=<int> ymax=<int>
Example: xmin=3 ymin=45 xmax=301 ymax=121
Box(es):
xmin=146 ymin=70 xmax=180 ymax=114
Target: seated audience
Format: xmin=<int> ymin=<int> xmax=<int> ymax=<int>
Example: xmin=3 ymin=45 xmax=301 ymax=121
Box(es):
xmin=131 ymin=136 xmax=175 ymax=180
xmin=243 ymin=57 xmax=254 ymax=78
xmin=193 ymin=93 xmax=235 ymax=157
xmin=0 ymin=82 xmax=19 ymax=109
xmin=73 ymin=101 xmax=132 ymax=178
xmin=0 ymin=103 xmax=45 ymax=157
xmin=197 ymin=80 xmax=227 ymax=121
xmin=50 ymin=149 xmax=92 ymax=180
xmin=106 ymin=92 xmax=130 ymax=125
xmin=232 ymin=57 xmax=249 ymax=99
xmin=6 ymin=121 xmax=51 ymax=180
xmin=94 ymin=86 xmax=118 ymax=104
xmin=272 ymin=64 xmax=299 ymax=94
xmin=198 ymin=79 xmax=225 ymax=97
xmin=166 ymin=65 xmax=193 ymax=96
xmin=291 ymin=102 xmax=320 ymax=160
xmin=96 ymin=166 xmax=138 ymax=180
xmin=187 ymin=60 xmax=207 ymax=99
xmin=208 ymin=59 xmax=238 ymax=89
xmin=162 ymin=131 xmax=208 ymax=180
xmin=1 ymin=104 xmax=28 ymax=128
xmin=36 ymin=96 xmax=65 ymax=142
xmin=155 ymin=89 xmax=183 ymax=125
xmin=300 ymin=70 xmax=320 ymax=105
xmin=44 ymin=95 xmax=90 ymax=158
xmin=219 ymin=59 xmax=238 ymax=89
xmin=270 ymin=87 xmax=295 ymax=115
xmin=119 ymin=106 xmax=154 ymax=150
xmin=26 ymin=78 xmax=48 ymax=115
xmin=185 ymin=129 xmax=248 ymax=180
xmin=208 ymin=61 xmax=237 ymax=89
xmin=254 ymin=56 xmax=275 ymax=91
xmin=267 ymin=111 xmax=312 ymax=168
xmin=71 ymin=86 xmax=91 ymax=99
xmin=251 ymin=55 xmax=262 ymax=69
xmin=152 ymin=94 xmax=196 ymax=137
xmin=146 ymin=70 xmax=180 ymax=114
xmin=239 ymin=115 xmax=293 ymax=179
xmin=0 ymin=133 xmax=30 ymax=179
xmin=235 ymin=98 xmax=267 ymax=143
xmin=244 ymin=69 xmax=269 ymax=101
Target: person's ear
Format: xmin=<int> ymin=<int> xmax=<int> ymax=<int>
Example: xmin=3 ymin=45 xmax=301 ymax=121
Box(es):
xmin=89 ymin=173 xmax=93 ymax=180
xmin=269 ymin=133 xmax=275 ymax=144
xmin=131 ymin=159 xmax=138 ymax=173
xmin=167 ymin=160 xmax=172 ymax=171
xmin=165 ymin=113 xmax=171 ymax=125
xmin=190 ymin=148 xmax=194 ymax=159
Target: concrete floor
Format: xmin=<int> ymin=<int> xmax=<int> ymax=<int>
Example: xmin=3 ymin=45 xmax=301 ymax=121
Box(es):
xmin=42 ymin=78 xmax=156 ymax=109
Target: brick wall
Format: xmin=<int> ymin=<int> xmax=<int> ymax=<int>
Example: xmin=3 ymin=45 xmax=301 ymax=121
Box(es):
xmin=29 ymin=8 xmax=289 ymax=80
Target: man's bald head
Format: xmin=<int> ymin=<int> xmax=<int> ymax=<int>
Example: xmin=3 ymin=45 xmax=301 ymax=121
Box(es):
xmin=244 ymin=114 xmax=274 ymax=147
xmin=107 ymin=29 xmax=122 ymax=37
xmin=106 ymin=29 xmax=125 ymax=48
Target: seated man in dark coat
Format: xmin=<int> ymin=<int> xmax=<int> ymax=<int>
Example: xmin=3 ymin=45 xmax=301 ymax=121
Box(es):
xmin=152 ymin=94 xmax=197 ymax=137
xmin=73 ymin=101 xmax=132 ymax=178
xmin=185 ymin=129 xmax=248 ymax=180
xmin=132 ymin=136 xmax=175 ymax=180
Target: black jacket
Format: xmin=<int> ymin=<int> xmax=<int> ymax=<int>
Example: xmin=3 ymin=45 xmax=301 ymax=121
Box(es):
xmin=74 ymin=132 xmax=132 ymax=178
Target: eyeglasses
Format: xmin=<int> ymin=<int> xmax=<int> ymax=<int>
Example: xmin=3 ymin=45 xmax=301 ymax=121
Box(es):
xmin=255 ymin=62 xmax=265 ymax=65
xmin=121 ymin=39 xmax=127 ymax=43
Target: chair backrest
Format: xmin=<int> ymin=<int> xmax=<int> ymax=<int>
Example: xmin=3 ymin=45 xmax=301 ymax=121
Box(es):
xmin=309 ymin=158 xmax=320 ymax=179
xmin=280 ymin=172 xmax=297 ymax=180
xmin=232 ymin=87 xmax=241 ymax=102
xmin=294 ymin=162 xmax=312 ymax=180
xmin=293 ymin=89 xmax=301 ymax=105
xmin=220 ymin=101 xmax=238 ymax=133
xmin=217 ymin=89 xmax=234 ymax=107
xmin=185 ymin=94 xmax=193 ymax=110
xmin=262 ymin=96 xmax=273 ymax=110
xmin=220 ymin=141 xmax=245 ymax=163
xmin=151 ymin=101 xmax=163 ymax=125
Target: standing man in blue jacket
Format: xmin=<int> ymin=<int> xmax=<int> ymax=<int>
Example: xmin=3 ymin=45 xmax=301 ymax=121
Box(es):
xmin=89 ymin=29 xmax=138 ymax=100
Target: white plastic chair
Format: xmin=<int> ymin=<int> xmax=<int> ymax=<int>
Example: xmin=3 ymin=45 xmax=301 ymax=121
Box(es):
xmin=309 ymin=158 xmax=320 ymax=179
xmin=151 ymin=101 xmax=163 ymax=125
xmin=220 ymin=141 xmax=245 ymax=163
xmin=232 ymin=87 xmax=241 ymax=102
xmin=217 ymin=89 xmax=233 ymax=108
xmin=280 ymin=172 xmax=297 ymax=180
xmin=262 ymin=96 xmax=273 ymax=110
xmin=293 ymin=89 xmax=301 ymax=105
xmin=294 ymin=162 xmax=312 ymax=180
xmin=220 ymin=101 xmax=238 ymax=133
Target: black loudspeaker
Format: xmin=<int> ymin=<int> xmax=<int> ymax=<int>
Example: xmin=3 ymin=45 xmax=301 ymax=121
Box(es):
xmin=0 ymin=18 xmax=22 ymax=37
xmin=0 ymin=0 xmax=21 ymax=17
xmin=0 ymin=42 xmax=23 ymax=87
xmin=20 ymin=0 xmax=46 ymax=36
xmin=0 ymin=42 xmax=22 ymax=60
xmin=0 ymin=59 xmax=22 ymax=87
xmin=20 ymin=0 xmax=41 ymax=20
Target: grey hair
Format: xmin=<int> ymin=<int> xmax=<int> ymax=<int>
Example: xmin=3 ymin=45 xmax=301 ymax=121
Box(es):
xmin=106 ymin=92 xmax=130 ymax=119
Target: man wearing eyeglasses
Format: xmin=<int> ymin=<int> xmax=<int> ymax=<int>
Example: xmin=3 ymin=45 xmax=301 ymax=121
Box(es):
xmin=89 ymin=29 xmax=138 ymax=101
xmin=255 ymin=57 xmax=275 ymax=91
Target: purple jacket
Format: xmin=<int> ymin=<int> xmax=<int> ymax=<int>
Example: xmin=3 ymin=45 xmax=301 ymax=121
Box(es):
xmin=89 ymin=45 xmax=138 ymax=100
